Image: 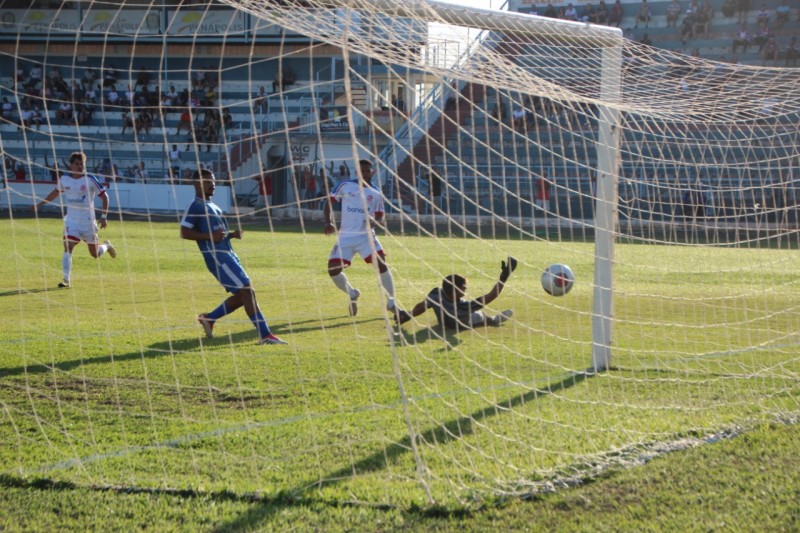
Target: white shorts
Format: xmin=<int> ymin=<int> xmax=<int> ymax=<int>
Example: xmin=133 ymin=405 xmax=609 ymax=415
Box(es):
xmin=328 ymin=233 xmax=384 ymax=266
xmin=64 ymin=218 xmax=99 ymax=245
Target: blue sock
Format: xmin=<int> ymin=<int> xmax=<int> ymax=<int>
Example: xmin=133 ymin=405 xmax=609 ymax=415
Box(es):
xmin=249 ymin=310 xmax=272 ymax=338
xmin=207 ymin=302 xmax=231 ymax=321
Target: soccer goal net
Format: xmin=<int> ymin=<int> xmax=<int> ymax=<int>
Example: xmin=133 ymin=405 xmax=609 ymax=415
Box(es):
xmin=1 ymin=0 xmax=798 ymax=507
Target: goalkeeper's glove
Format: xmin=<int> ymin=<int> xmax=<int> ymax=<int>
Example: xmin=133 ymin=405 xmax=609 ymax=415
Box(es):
xmin=499 ymin=256 xmax=518 ymax=283
xmin=394 ymin=309 xmax=412 ymax=325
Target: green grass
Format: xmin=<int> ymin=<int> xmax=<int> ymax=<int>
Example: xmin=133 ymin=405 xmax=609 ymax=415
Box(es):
xmin=1 ymin=218 xmax=798 ymax=530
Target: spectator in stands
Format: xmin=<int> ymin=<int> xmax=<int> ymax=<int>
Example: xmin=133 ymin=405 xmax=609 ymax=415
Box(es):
xmin=755 ymin=2 xmax=770 ymax=25
xmin=753 ymin=21 xmax=772 ymax=51
xmin=82 ymin=68 xmax=97 ymax=89
xmin=1 ymin=97 xmax=14 ymax=124
xmin=165 ymin=85 xmax=178 ymax=105
xmin=191 ymin=83 xmax=205 ymax=106
xmin=564 ymin=3 xmax=579 ymax=21
xmin=255 ymin=165 xmax=273 ymax=207
xmin=317 ymin=167 xmax=332 ymax=201
xmin=3 ymin=156 xmax=14 ymax=181
xmin=666 ymin=0 xmax=682 ymax=27
xmin=680 ymin=10 xmax=697 ymax=44
xmin=204 ymin=86 xmax=217 ymax=107
xmin=136 ymin=109 xmax=153 ymax=135
xmin=121 ymin=111 xmax=136 ymax=135
xmin=158 ymin=92 xmax=174 ymax=117
xmin=596 ymin=0 xmax=609 ymax=24
xmin=85 ymin=84 xmax=98 ymax=104
xmin=30 ymin=105 xmax=43 ymax=129
xmin=535 ymin=170 xmax=552 ymax=213
xmin=168 ymin=145 xmax=181 ymax=177
xmin=761 ymin=36 xmax=779 ymax=64
xmin=222 ymin=108 xmax=233 ymax=130
xmin=202 ymin=112 xmax=219 ymax=151
xmin=14 ymin=66 xmax=25 ymax=86
xmin=103 ymin=64 xmax=119 ymax=88
xmin=98 ymin=158 xmax=116 ymax=184
xmin=429 ymin=171 xmax=444 ymax=211
xmin=335 ymin=161 xmax=351 ymax=182
xmin=785 ymin=35 xmax=800 ymax=67
xmin=543 ymin=3 xmax=557 ymax=18
xmin=105 ymin=85 xmax=120 ymax=108
xmin=693 ymin=0 xmax=714 ymax=37
xmin=176 ymin=108 xmax=193 ymax=135
xmin=191 ymin=68 xmax=204 ymax=91
xmin=609 ymin=0 xmax=623 ymax=26
xmin=639 ymin=33 xmax=653 ymax=46
xmin=634 ymin=0 xmax=651 ymax=28
xmin=55 ymin=97 xmax=73 ymax=124
xmin=15 ymin=162 xmax=26 ymax=181
xmin=732 ymin=25 xmax=751 ymax=53
xmin=70 ymin=80 xmax=85 ymax=103
xmin=76 ymin=97 xmax=94 ymax=126
xmin=682 ymin=181 xmax=708 ymax=220
xmin=19 ymin=106 xmax=33 ymax=131
xmin=774 ymin=0 xmax=790 ymax=28
xmin=581 ymin=3 xmax=596 ymax=22
xmin=273 ymin=65 xmax=296 ymax=93
xmin=122 ymin=84 xmax=135 ymax=107
xmin=253 ymin=86 xmax=268 ymax=114
xmin=47 ymin=65 xmax=68 ymax=95
xmin=721 ymin=0 xmax=735 ymax=17
xmin=178 ymin=87 xmax=189 ymax=107
xmin=28 ymin=64 xmax=43 ymax=89
xmin=135 ymin=65 xmax=151 ymax=90
xmin=736 ymin=0 xmax=749 ymax=25
xmin=133 ymin=161 xmax=149 ymax=183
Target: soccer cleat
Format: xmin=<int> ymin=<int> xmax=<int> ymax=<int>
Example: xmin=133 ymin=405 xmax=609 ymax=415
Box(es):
xmin=58 ymin=279 xmax=70 ymax=288
xmin=348 ymin=289 xmax=361 ymax=317
xmin=260 ymin=333 xmax=288 ymax=345
xmin=197 ymin=313 xmax=215 ymax=338
xmin=104 ymin=240 xmax=117 ymax=259
xmin=492 ymin=309 xmax=514 ymax=326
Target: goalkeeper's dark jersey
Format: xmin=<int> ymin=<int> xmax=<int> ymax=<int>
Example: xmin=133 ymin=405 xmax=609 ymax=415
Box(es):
xmin=425 ymin=288 xmax=484 ymax=330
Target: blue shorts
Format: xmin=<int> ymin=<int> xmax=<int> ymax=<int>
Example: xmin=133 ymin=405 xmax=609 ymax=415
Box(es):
xmin=204 ymin=251 xmax=251 ymax=293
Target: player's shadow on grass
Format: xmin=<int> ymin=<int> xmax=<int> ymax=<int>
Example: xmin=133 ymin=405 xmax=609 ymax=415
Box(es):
xmin=394 ymin=325 xmax=462 ymax=348
xmin=0 ymin=316 xmax=386 ymax=379
xmin=0 ymin=331 xmax=268 ymax=379
xmin=215 ymin=370 xmax=594 ymax=531
xmin=0 ymin=288 xmax=54 ymax=297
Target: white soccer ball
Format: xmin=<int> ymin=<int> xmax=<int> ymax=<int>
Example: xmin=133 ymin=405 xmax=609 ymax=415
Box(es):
xmin=541 ymin=263 xmax=575 ymax=297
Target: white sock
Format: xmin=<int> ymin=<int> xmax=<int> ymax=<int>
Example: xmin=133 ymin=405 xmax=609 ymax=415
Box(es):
xmin=380 ymin=270 xmax=396 ymax=309
xmin=331 ymin=272 xmax=354 ymax=296
xmin=97 ymin=244 xmax=107 ymax=257
xmin=62 ymin=252 xmax=72 ymax=282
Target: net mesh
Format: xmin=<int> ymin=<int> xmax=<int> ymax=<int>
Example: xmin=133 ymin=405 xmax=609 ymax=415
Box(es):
xmin=0 ymin=0 xmax=798 ymax=507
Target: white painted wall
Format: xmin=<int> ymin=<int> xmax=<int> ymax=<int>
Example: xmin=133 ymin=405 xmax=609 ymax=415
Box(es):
xmin=1 ymin=181 xmax=233 ymax=214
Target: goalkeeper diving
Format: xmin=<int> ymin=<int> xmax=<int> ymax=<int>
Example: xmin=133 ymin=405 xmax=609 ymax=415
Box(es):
xmin=394 ymin=257 xmax=517 ymax=331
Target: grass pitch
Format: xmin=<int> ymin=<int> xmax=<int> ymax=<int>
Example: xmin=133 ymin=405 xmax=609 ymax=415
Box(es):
xmin=1 ymin=217 xmax=798 ymax=530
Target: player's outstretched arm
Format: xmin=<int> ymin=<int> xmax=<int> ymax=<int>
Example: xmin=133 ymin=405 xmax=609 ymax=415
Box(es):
xmin=395 ymin=299 xmax=429 ymax=325
xmin=34 ymin=188 xmax=61 ymax=211
xmin=476 ymin=256 xmax=517 ymax=306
